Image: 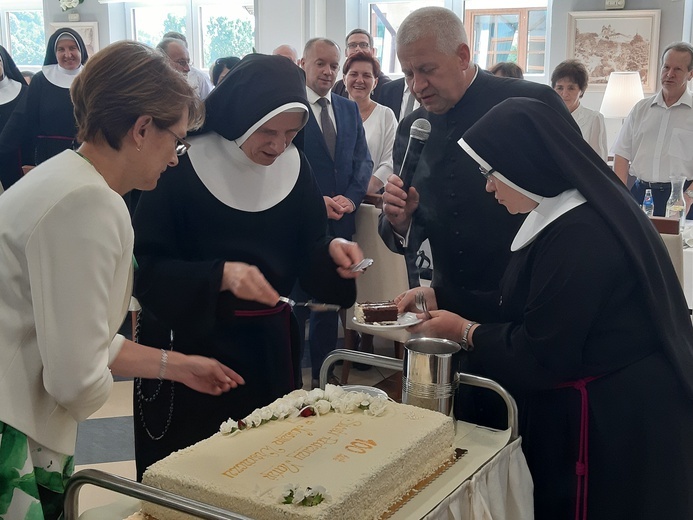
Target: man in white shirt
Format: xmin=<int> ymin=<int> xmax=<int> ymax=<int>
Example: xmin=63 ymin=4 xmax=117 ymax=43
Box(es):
xmin=160 ymin=32 xmax=214 ymax=99
xmin=613 ymin=42 xmax=693 ymax=216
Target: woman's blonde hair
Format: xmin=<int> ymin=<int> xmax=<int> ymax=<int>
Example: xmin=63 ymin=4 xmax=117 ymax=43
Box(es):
xmin=71 ymin=40 xmax=204 ymax=150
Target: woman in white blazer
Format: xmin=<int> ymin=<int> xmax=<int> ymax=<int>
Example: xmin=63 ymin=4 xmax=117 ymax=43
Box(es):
xmin=0 ymin=41 xmax=244 ymax=520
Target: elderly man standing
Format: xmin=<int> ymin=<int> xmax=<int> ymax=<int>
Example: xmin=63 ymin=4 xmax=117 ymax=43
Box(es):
xmin=295 ymin=37 xmax=372 ymax=387
xmin=157 ymin=34 xmax=213 ymax=99
xmin=332 ymin=29 xmax=391 ymax=102
xmin=272 ymin=44 xmax=299 ymax=64
xmin=613 ymin=42 xmax=693 ymax=216
xmin=380 ymin=7 xmax=578 ymax=424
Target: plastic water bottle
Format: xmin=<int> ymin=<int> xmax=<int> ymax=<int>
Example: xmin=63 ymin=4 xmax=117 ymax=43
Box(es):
xmin=642 ymin=189 xmax=654 ymax=217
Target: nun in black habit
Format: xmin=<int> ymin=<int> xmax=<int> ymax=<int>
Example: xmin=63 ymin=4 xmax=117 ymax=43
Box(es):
xmin=0 ymin=28 xmax=87 ymax=188
xmin=0 ymin=45 xmax=27 ymax=190
xmin=132 ymin=53 xmax=362 ymax=479
xmin=403 ymin=98 xmax=693 ymax=520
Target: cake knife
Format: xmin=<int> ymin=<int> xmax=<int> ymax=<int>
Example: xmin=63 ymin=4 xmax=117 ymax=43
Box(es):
xmin=278 ymin=297 xmax=341 ymax=312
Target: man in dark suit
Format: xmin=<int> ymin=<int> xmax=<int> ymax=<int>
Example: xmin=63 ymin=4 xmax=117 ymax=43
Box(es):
xmin=378 ymin=77 xmax=420 ymax=122
xmin=296 ymin=37 xmax=372 ymax=387
xmin=332 ymin=29 xmax=391 ymax=102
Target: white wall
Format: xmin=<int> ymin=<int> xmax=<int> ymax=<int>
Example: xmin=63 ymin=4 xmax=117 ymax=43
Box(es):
xmin=255 ymin=0 xmax=305 ymax=55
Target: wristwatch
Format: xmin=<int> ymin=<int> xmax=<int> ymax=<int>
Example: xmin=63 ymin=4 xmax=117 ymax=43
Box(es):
xmin=460 ymin=321 xmax=477 ymax=351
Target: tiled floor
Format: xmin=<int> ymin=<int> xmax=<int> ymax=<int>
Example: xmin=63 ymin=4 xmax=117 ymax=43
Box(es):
xmin=73 ymin=328 xmax=400 ymax=516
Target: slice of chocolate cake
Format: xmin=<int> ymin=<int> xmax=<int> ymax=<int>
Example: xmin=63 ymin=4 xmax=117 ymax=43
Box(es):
xmin=354 ymin=301 xmax=399 ymax=324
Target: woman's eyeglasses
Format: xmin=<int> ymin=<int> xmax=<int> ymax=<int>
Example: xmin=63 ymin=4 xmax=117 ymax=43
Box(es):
xmin=165 ymin=128 xmax=191 ymax=156
xmin=479 ymin=165 xmax=496 ymax=180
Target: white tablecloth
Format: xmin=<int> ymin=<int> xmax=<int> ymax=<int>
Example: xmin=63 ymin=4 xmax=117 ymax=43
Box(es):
xmin=392 ymin=423 xmax=533 ymax=520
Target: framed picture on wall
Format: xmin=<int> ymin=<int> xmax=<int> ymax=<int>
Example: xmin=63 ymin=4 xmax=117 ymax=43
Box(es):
xmin=567 ymin=10 xmax=660 ymax=93
xmin=49 ymin=22 xmax=100 ymax=57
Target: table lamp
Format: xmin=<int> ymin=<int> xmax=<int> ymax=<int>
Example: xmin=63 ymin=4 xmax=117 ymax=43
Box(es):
xmin=599 ymin=71 xmax=645 ymax=120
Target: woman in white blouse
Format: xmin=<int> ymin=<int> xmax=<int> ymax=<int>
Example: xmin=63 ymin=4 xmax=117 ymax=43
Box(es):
xmin=551 ymin=59 xmax=608 ymax=161
xmin=0 ymin=41 xmax=243 ymax=520
xmin=343 ymin=52 xmax=397 ymax=193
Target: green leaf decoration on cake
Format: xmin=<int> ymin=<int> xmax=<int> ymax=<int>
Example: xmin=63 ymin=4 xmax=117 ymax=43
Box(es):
xmin=280 ymin=484 xmax=329 ymax=507
xmin=300 ymin=487 xmax=327 ymax=506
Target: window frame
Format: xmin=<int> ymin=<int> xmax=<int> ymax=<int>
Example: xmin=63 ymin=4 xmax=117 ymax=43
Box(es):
xmin=464 ymin=7 xmax=547 ymax=76
xmin=359 ymin=0 xmax=462 ymax=76
xmin=0 ymin=0 xmax=44 ymax=72
xmin=123 ymin=0 xmax=256 ymax=70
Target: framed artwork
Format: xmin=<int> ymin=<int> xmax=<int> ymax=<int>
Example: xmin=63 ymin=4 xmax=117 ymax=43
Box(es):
xmin=49 ymin=22 xmax=100 ymax=57
xmin=567 ymin=10 xmax=660 ymax=93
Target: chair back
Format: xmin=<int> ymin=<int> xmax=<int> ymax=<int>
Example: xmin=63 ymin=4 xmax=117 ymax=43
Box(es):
xmin=347 ymin=204 xmax=410 ymax=342
xmin=649 ymin=216 xmax=684 ymax=286
xmin=660 ymin=233 xmax=684 ymax=286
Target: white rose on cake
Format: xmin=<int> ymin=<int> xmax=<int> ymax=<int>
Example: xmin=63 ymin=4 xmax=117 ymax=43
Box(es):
xmin=219 ymin=419 xmax=239 ymax=435
xmin=365 ymin=398 xmax=388 ymax=417
xmin=323 ymin=383 xmax=345 ymax=401
xmin=313 ymin=399 xmax=332 ymax=415
xmin=259 ymin=406 xmax=273 ymax=422
xmin=305 ymin=387 xmax=325 ymax=404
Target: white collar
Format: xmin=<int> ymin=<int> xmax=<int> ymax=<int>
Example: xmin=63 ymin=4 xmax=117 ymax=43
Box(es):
xmin=0 ymin=75 xmax=22 ymax=104
xmin=511 ymin=189 xmax=587 ymax=251
xmin=188 ymin=133 xmax=300 ymax=212
xmin=306 ymin=86 xmax=329 ymax=105
xmin=42 ymin=63 xmax=82 ymax=89
xmin=652 ymin=88 xmax=693 ymax=109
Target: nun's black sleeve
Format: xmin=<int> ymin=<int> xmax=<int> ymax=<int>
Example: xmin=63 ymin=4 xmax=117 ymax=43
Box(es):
xmin=468 ymin=207 xmax=656 ymax=394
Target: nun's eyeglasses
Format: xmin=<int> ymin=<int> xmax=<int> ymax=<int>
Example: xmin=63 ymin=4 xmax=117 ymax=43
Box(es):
xmin=165 ymin=128 xmax=191 ymax=156
xmin=479 ymin=165 xmax=496 ymax=180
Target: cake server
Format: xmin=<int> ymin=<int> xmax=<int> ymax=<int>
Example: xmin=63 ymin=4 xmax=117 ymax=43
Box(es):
xmin=278 ymin=297 xmax=341 ymax=312
xmin=350 ymin=258 xmax=374 ymax=272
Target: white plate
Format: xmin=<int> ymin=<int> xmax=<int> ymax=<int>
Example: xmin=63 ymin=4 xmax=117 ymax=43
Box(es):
xmin=352 ymin=312 xmax=421 ymax=331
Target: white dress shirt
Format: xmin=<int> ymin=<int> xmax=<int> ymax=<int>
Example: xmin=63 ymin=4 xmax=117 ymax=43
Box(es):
xmin=612 ymin=89 xmax=693 ymax=182
xmin=306 ymin=86 xmax=336 ymax=132
xmin=399 ymin=82 xmax=420 ymax=121
xmin=188 ymin=66 xmax=214 ymax=99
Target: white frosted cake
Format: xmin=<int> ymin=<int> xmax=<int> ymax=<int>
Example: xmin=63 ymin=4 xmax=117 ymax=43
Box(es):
xmin=142 ymin=385 xmax=455 ymax=520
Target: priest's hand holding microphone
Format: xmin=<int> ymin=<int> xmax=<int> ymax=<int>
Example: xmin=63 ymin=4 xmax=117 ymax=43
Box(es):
xmin=383 ymin=118 xmax=431 ymax=235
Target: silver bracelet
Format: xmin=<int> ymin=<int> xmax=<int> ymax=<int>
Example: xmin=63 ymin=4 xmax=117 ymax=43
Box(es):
xmin=461 ymin=321 xmax=477 ymax=351
xmin=158 ymin=349 xmax=168 ymax=380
